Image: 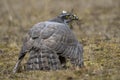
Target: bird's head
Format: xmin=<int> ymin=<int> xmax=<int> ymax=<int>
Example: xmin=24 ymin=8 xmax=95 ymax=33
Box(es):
xmin=59 ymin=10 xmax=79 ymax=23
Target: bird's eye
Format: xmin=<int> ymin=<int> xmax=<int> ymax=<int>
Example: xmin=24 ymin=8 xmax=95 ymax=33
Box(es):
xmin=65 ymin=15 xmax=70 ymax=19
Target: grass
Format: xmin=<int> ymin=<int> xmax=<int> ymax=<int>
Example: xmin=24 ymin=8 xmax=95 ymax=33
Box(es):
xmin=0 ymin=0 xmax=120 ymax=80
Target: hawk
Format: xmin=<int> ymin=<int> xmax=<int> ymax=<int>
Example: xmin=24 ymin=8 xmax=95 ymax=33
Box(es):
xmin=13 ymin=11 xmax=84 ymax=73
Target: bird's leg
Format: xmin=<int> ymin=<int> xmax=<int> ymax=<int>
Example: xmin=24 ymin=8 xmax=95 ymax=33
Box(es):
xmin=58 ymin=56 xmax=67 ymax=69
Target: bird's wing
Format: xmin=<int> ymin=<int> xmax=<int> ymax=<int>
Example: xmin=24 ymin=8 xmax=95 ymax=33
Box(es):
xmin=39 ymin=21 xmax=84 ymax=67
xmin=24 ymin=21 xmax=78 ymax=70
xmin=25 ymin=22 xmax=64 ymax=70
xmin=37 ymin=22 xmax=84 ymax=67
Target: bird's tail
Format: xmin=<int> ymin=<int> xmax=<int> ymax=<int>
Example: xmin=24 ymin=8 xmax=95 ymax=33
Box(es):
xmin=26 ymin=50 xmax=61 ymax=70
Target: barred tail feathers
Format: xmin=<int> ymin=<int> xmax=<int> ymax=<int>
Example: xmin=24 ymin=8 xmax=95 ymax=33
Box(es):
xmin=26 ymin=50 xmax=61 ymax=70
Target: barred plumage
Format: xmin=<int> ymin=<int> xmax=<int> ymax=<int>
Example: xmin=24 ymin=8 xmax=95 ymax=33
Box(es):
xmin=26 ymin=50 xmax=61 ymax=70
xmin=13 ymin=11 xmax=84 ymax=73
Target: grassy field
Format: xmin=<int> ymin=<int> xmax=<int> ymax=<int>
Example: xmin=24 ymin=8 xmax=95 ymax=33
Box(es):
xmin=0 ymin=0 xmax=120 ymax=80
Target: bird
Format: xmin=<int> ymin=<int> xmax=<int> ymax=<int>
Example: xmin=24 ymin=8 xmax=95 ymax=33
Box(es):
xmin=13 ymin=10 xmax=84 ymax=73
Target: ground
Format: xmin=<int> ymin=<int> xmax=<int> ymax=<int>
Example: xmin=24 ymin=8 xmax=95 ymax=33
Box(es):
xmin=0 ymin=0 xmax=120 ymax=80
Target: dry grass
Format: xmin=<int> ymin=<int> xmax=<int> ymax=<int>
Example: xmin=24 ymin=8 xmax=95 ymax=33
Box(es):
xmin=0 ymin=0 xmax=120 ymax=80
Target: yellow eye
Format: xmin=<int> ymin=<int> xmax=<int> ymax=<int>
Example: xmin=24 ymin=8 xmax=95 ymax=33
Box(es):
xmin=66 ymin=15 xmax=69 ymax=19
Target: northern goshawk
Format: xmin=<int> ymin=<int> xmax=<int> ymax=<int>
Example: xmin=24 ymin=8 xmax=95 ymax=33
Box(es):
xmin=13 ymin=11 xmax=84 ymax=73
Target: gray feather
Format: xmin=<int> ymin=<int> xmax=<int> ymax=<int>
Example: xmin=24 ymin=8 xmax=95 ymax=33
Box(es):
xmin=13 ymin=11 xmax=84 ymax=73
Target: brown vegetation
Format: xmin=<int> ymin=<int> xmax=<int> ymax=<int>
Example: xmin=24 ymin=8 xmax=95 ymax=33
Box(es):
xmin=0 ymin=0 xmax=120 ymax=80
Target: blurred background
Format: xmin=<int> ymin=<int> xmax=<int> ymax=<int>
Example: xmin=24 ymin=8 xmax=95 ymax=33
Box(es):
xmin=0 ymin=0 xmax=120 ymax=41
xmin=0 ymin=0 xmax=120 ymax=80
